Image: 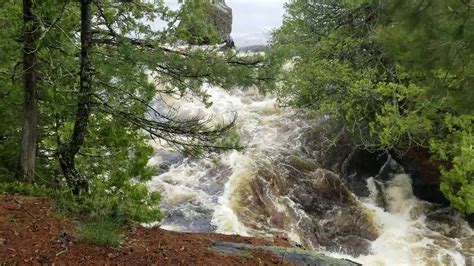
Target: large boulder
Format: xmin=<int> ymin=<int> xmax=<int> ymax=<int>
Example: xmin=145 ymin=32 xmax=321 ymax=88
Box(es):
xmin=207 ymin=0 xmax=233 ymax=44
xmin=229 ymin=155 xmax=380 ymax=257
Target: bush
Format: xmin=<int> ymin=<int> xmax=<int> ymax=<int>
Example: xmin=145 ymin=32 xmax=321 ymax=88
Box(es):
xmin=0 ymin=181 xmax=52 ymax=197
xmin=0 ymin=177 xmax=162 ymax=247
xmin=77 ymin=219 xmax=123 ymax=247
xmin=431 ymin=115 xmax=474 ymax=214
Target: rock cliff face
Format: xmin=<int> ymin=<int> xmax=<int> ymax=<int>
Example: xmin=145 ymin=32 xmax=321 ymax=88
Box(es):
xmin=178 ymin=0 xmax=234 ymax=47
xmin=301 ymin=121 xmax=450 ymax=207
xmin=207 ymin=0 xmax=233 ymax=44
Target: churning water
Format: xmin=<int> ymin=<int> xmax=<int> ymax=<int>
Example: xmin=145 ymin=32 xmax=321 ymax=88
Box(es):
xmin=147 ymin=85 xmax=473 ymax=265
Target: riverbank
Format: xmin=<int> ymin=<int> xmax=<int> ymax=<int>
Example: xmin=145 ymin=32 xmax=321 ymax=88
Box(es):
xmin=0 ymin=194 xmax=357 ymax=265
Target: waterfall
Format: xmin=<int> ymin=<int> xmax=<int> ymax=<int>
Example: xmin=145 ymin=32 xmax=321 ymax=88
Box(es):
xmin=147 ymin=84 xmax=473 ymax=265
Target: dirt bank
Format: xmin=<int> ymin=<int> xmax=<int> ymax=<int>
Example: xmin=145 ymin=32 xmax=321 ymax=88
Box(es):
xmin=0 ymin=194 xmax=295 ymax=265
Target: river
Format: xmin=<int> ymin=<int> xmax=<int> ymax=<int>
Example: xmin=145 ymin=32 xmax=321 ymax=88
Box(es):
xmin=147 ymin=84 xmax=473 ymax=265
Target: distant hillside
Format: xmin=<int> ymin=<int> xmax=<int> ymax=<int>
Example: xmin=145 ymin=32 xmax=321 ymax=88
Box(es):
xmin=237 ymin=45 xmax=269 ymax=53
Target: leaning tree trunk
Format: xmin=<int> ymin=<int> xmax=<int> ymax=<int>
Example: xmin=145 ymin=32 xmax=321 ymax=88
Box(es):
xmin=59 ymin=0 xmax=92 ymax=194
xmin=18 ymin=0 xmax=39 ymax=182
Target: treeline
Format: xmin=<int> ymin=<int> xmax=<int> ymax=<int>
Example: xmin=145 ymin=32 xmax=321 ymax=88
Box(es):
xmin=271 ymin=0 xmax=473 ymax=213
xmin=0 ymin=0 xmax=268 ymax=237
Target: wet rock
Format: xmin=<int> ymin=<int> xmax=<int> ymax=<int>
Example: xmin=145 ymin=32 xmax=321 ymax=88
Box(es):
xmin=152 ymin=150 xmax=183 ymax=173
xmin=300 ymin=120 xmax=354 ymax=174
xmin=232 ymin=158 xmax=379 ymax=257
xmin=211 ymin=241 xmax=361 ymax=266
xmin=392 ymin=148 xmax=450 ymax=205
xmin=288 ymin=156 xmax=318 ymax=173
xmin=207 ymin=0 xmax=233 ymax=43
xmin=293 ymin=169 xmax=378 ymax=256
xmin=291 ymin=169 xmax=358 ymax=213
xmin=303 ymin=121 xmax=452 ymax=207
xmin=467 ymin=214 xmax=474 ymax=228
xmin=340 ymin=148 xmax=389 ymax=197
xmin=331 ymin=236 xmax=372 ymax=257
xmin=425 ymin=208 xmax=473 ymax=238
xmin=300 ymin=121 xmax=403 ymax=199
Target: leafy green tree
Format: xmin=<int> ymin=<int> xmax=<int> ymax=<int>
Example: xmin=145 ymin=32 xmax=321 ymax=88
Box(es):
xmin=271 ymin=0 xmax=473 ymax=213
xmin=375 ymin=0 xmax=473 ymax=213
xmin=271 ymin=0 xmax=397 ymax=148
xmin=0 ymin=0 xmax=269 ymax=225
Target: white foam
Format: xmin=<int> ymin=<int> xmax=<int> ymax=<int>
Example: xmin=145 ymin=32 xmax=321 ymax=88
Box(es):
xmin=328 ymin=174 xmax=473 ymax=266
xmin=147 ymin=83 xmax=473 ymax=265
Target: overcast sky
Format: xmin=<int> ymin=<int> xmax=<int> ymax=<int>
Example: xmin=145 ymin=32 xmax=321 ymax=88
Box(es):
xmin=227 ymin=0 xmax=287 ymax=47
xmin=162 ymin=0 xmax=288 ymax=47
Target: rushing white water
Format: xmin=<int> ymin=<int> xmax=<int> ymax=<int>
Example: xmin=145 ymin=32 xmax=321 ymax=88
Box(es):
xmin=329 ymin=174 xmax=473 ymax=265
xmin=147 ymin=85 xmax=473 ymax=265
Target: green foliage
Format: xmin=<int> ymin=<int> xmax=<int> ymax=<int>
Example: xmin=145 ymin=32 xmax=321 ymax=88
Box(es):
xmin=0 ymin=178 xmax=161 ymax=226
xmin=81 ymin=181 xmax=162 ymax=224
xmin=0 ymin=177 xmax=160 ymax=248
xmin=207 ymin=127 xmax=241 ymax=153
xmin=77 ymin=219 xmax=123 ymax=247
xmin=431 ymin=115 xmax=474 ymax=213
xmin=375 ymin=0 xmax=474 ymax=213
xmin=271 ymin=0 xmax=394 ymax=148
xmin=0 ymin=0 xmax=269 ymax=239
xmin=272 ymin=0 xmax=474 ymax=213
xmin=54 ymin=182 xmax=162 ymax=225
xmin=0 ymin=2 xmax=22 ymax=177
xmin=375 ymin=0 xmax=473 ymax=109
xmin=0 ymin=181 xmax=52 ymax=197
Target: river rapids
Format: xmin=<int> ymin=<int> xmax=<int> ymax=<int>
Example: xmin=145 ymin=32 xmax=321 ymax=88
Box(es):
xmin=147 ymin=85 xmax=473 ymax=265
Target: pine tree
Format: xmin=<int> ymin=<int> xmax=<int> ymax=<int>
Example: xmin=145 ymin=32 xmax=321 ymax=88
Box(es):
xmin=0 ymin=0 xmax=270 ymax=221
xmin=18 ymin=0 xmax=40 ymax=182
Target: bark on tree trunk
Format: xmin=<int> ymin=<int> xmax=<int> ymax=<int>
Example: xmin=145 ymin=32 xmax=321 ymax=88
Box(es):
xmin=59 ymin=0 xmax=92 ymax=194
xmin=18 ymin=0 xmax=39 ymax=182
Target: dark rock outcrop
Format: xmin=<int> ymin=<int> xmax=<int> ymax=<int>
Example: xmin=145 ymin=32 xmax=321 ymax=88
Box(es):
xmin=424 ymin=208 xmax=473 ymax=238
xmin=301 ymin=120 xmax=450 ymax=207
xmin=391 ymin=148 xmax=450 ymax=205
xmin=300 ymin=121 xmax=402 ymax=199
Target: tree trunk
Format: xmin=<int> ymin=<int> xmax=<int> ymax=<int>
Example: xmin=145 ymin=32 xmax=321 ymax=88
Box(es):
xmin=59 ymin=0 xmax=92 ymax=194
xmin=18 ymin=0 xmax=39 ymax=182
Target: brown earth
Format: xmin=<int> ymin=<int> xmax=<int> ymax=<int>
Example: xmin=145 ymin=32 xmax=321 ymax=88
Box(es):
xmin=0 ymin=194 xmax=292 ymax=265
